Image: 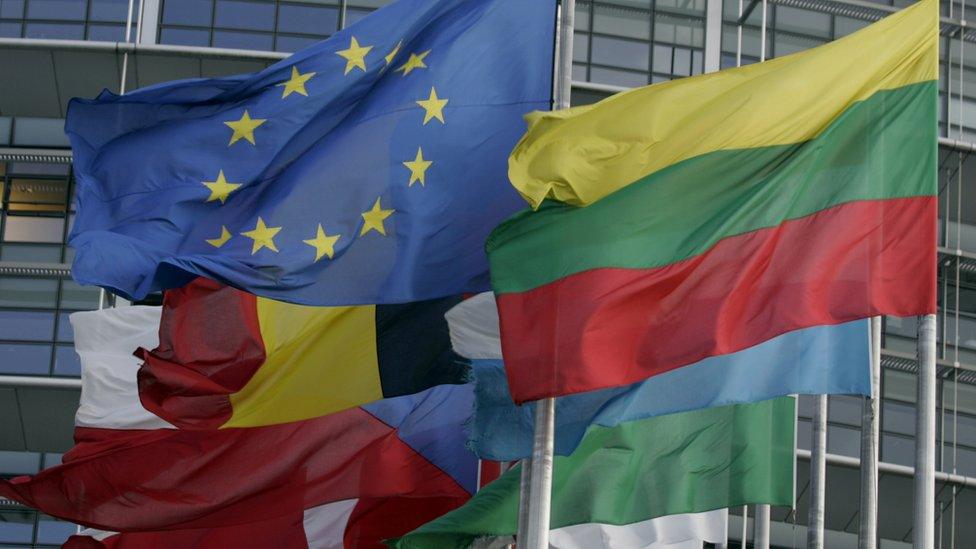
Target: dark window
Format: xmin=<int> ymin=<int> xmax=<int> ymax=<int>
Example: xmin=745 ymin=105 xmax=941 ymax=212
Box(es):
xmin=25 ymin=0 xmax=86 ymax=20
xmin=0 ymin=22 xmax=21 ymax=37
xmin=0 ymin=342 xmax=52 ymax=374
xmin=0 ymin=0 xmax=25 ymax=19
xmin=215 ymin=0 xmax=275 ymax=31
xmin=0 ymin=310 xmax=55 ymax=341
xmin=213 ymin=29 xmax=273 ymax=51
xmin=53 ymin=344 xmax=80 ymax=376
xmin=275 ymin=34 xmax=319 ymax=53
xmin=159 ymin=26 xmax=210 ymax=46
xmin=277 ymin=3 xmax=337 ymax=36
xmin=24 ymin=22 xmax=84 ymax=39
xmin=162 ymin=0 xmax=213 ymax=26
xmin=590 ymin=35 xmax=649 ymax=71
xmin=88 ymin=22 xmax=125 ymax=41
xmin=90 ymin=0 xmax=135 ymax=22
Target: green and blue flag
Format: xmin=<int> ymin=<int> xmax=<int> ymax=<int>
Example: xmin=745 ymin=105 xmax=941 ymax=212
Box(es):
xmin=66 ymin=0 xmax=555 ymax=305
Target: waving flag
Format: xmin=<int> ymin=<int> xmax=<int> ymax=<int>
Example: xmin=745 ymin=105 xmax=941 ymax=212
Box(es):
xmin=489 ymin=0 xmax=937 ymax=402
xmin=448 ymin=293 xmax=868 ymax=461
xmin=1 ymin=307 xmax=477 ymax=532
xmin=66 ymin=0 xmax=555 ymax=305
xmin=136 ymin=278 xmax=466 ymax=429
xmin=395 ymin=398 xmax=795 ymax=548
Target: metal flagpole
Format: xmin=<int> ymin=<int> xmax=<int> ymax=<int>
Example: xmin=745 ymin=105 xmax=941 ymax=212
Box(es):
xmin=519 ymin=2 xmax=574 ymax=547
xmin=859 ymin=316 xmax=881 ymax=549
xmin=808 ymin=394 xmax=828 ymax=549
xmin=755 ymin=504 xmax=770 ymax=549
xmin=915 ymin=314 xmax=937 ymax=548
xmin=515 ymin=460 xmax=532 ymax=543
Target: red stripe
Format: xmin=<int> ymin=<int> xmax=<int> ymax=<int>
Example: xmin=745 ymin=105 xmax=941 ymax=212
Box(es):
xmin=0 ymin=407 xmax=468 ymax=531
xmin=136 ymin=277 xmax=265 ymax=429
xmin=498 ymin=197 xmax=937 ymax=403
xmin=478 ymin=460 xmax=502 ymax=489
xmin=343 ymin=496 xmax=469 ymax=548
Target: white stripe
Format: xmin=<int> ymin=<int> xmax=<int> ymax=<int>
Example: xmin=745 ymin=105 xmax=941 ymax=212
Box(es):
xmin=303 ymin=498 xmax=359 ymax=549
xmin=70 ymin=306 xmax=173 ymax=430
xmin=444 ymin=292 xmax=501 ymax=360
xmin=76 ymin=528 xmax=117 ymax=541
xmin=547 ymin=509 xmax=728 ymax=549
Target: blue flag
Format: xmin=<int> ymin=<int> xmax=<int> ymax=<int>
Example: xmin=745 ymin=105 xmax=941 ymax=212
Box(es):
xmin=66 ymin=0 xmax=555 ymax=305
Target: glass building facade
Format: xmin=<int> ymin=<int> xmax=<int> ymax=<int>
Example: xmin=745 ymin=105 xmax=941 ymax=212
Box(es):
xmin=1 ymin=0 xmax=975 ymax=547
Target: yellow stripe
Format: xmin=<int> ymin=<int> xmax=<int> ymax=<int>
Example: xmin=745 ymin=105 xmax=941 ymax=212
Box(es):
xmin=509 ymin=0 xmax=939 ymax=208
xmin=223 ymin=298 xmax=383 ymax=428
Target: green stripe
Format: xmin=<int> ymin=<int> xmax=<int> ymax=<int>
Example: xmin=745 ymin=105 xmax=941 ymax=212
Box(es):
xmin=488 ymin=81 xmax=937 ymax=294
xmin=393 ymin=398 xmax=795 ymax=549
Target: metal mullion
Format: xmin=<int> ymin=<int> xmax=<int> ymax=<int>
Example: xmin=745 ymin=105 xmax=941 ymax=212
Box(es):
xmin=208 ymin=0 xmax=217 ymax=47
xmin=586 ymin=1 xmax=594 ymax=81
xmin=648 ymin=0 xmax=656 ymax=82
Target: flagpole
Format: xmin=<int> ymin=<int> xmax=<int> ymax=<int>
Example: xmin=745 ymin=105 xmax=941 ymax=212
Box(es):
xmin=914 ymin=314 xmax=936 ymax=548
xmin=520 ymin=3 xmax=574 ymax=548
xmin=755 ymin=504 xmax=770 ymax=549
xmin=808 ymin=394 xmax=828 ymax=549
xmin=859 ymin=316 xmax=881 ymax=549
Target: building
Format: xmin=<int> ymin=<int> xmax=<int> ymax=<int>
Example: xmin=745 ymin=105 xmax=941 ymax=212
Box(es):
xmin=0 ymin=0 xmax=972 ymax=546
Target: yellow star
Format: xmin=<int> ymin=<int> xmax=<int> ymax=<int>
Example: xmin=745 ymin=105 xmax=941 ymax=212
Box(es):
xmin=206 ymin=226 xmax=232 ymax=248
xmin=240 ymin=217 xmax=282 ymax=254
xmin=402 ymin=147 xmax=433 ymax=187
xmin=360 ymin=197 xmax=394 ymax=236
xmin=384 ymin=40 xmax=402 ymax=66
xmin=416 ymin=87 xmax=448 ymax=125
xmin=202 ymin=170 xmax=241 ymax=204
xmin=223 ymin=110 xmax=266 ymax=146
xmin=336 ymin=36 xmax=373 ymax=75
xmin=277 ymin=66 xmax=316 ymax=98
xmin=396 ymin=50 xmax=430 ymax=76
xmin=303 ymin=224 xmax=341 ymax=261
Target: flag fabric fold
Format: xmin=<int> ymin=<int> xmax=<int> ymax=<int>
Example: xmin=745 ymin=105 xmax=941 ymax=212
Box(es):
xmin=136 ymin=277 xmax=467 ymax=429
xmin=0 ymin=306 xmax=476 ymax=533
xmin=489 ymin=0 xmax=938 ymax=403
xmin=66 ymin=0 xmax=555 ymax=306
xmin=448 ymin=293 xmax=868 ymax=460
xmin=395 ymin=398 xmax=795 ymax=548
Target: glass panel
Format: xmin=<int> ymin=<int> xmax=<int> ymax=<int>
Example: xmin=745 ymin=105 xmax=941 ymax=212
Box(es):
xmin=0 ymin=342 xmax=52 ymax=374
xmin=36 ymin=516 xmax=77 ymax=544
xmin=6 ymin=178 xmax=69 ymax=213
xmin=275 ymin=34 xmax=319 ymax=53
xmin=0 ymin=118 xmax=11 ymax=146
xmin=59 ymin=279 xmax=100 ymax=310
xmin=883 ymin=368 xmax=917 ymax=403
xmin=883 ymin=400 xmax=916 ymax=436
xmin=573 ymin=32 xmax=589 ymax=62
xmin=774 ymin=6 xmax=831 ymax=38
xmin=0 ymin=510 xmax=33 ymax=543
xmin=589 ymin=66 xmax=648 ymax=88
xmin=0 ymin=451 xmax=40 ymax=475
xmin=213 ymin=29 xmax=274 ymax=51
xmin=0 ymin=21 xmax=21 ymax=37
xmin=11 ymin=117 xmax=71 ymax=147
xmin=0 ymin=243 xmax=62 ymax=262
xmin=56 ymin=312 xmax=73 ymax=341
xmin=0 ymin=0 xmax=25 ymax=19
xmin=942 ymin=446 xmax=976 ymax=477
xmin=90 ymin=0 xmax=134 ymax=21
xmin=827 ymin=424 xmax=860 ymax=457
xmin=88 ymin=23 xmax=125 ymax=41
xmin=835 ymin=15 xmax=870 ymax=37
xmin=942 ymin=379 xmax=976 ymax=416
xmin=344 ymin=7 xmax=371 ymax=26
xmin=672 ymin=47 xmax=691 ymax=76
xmin=6 ymin=162 xmax=70 ymax=176
xmin=575 ymin=1 xmax=590 ymax=31
xmin=215 ymin=0 xmax=275 ymax=31
xmin=590 ymin=35 xmax=648 ymax=71
xmin=53 ymin=344 xmax=80 ymax=376
xmin=828 ymin=395 xmax=862 ymax=425
xmin=277 ymin=3 xmax=337 ymax=36
xmin=25 ymin=0 xmax=85 ymax=19
xmin=2 ymin=216 xmax=65 ymax=243
xmin=162 ymin=0 xmax=213 ymax=26
xmin=0 ymin=277 xmax=58 ymax=308
xmin=24 ymin=21 xmax=84 ymax=39
xmin=652 ymin=43 xmax=672 ymax=73
xmin=882 ymin=434 xmax=915 ymax=467
xmin=593 ymin=2 xmax=650 ymax=40
xmin=655 ymin=13 xmax=703 ymax=48
xmin=0 ymin=310 xmax=55 ymax=341
xmin=159 ymin=26 xmax=210 ymax=46
xmin=774 ymin=32 xmax=826 ymax=57
xmin=796 ymin=418 xmax=811 ymax=450
xmin=572 ymin=63 xmax=587 ymax=82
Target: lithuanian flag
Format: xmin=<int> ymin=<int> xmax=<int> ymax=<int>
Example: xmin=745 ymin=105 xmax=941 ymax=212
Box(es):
xmin=136 ymin=278 xmax=467 ymax=428
xmin=489 ymin=0 xmax=938 ymax=403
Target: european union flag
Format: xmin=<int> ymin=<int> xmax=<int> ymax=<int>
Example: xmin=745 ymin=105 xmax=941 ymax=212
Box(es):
xmin=66 ymin=0 xmax=555 ymax=305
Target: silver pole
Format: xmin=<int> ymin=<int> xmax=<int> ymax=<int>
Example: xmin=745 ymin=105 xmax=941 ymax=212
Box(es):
xmin=915 ymin=314 xmax=937 ymax=548
xmin=759 ymin=0 xmax=768 ymax=62
xmin=740 ymin=505 xmax=748 ymax=549
xmin=755 ymin=504 xmax=770 ymax=549
xmin=808 ymin=394 xmax=828 ymax=549
xmin=859 ymin=316 xmax=881 ymax=549
xmin=119 ymin=0 xmax=136 ymax=94
xmin=515 ymin=459 xmax=532 ymax=543
xmin=523 ymin=398 xmax=556 ymax=549
xmin=519 ymin=3 xmax=573 ymax=546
